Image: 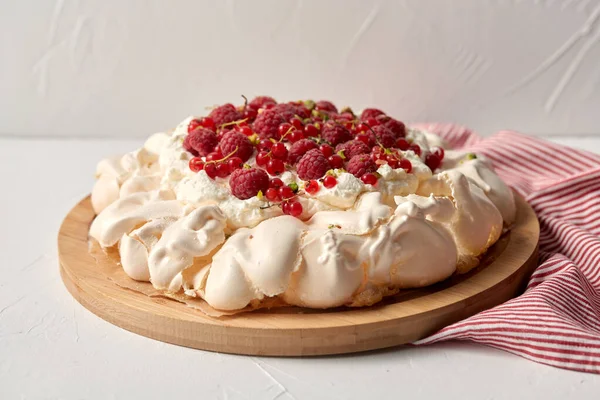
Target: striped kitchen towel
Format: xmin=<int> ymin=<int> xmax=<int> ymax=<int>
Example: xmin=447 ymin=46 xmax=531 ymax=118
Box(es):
xmin=413 ymin=124 xmax=600 ymax=374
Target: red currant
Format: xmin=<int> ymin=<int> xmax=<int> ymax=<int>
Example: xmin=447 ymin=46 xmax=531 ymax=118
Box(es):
xmin=288 ymin=201 xmax=303 ymax=217
xmin=289 ymin=130 xmax=305 ymax=143
xmin=204 ymin=163 xmax=217 ymax=179
xmin=328 ymin=154 xmax=344 ymax=169
xmin=215 ymin=162 xmax=230 ymax=178
xmin=387 ymin=156 xmax=399 ymax=169
xmin=188 ymin=119 xmax=202 ymax=133
xmin=199 ymin=117 xmax=216 ymax=131
xmin=239 ymin=126 xmax=253 ymax=136
xmin=356 ymin=134 xmax=370 ymax=145
xmin=279 ymin=185 xmax=294 ymax=199
xmin=304 ymin=124 xmax=320 ymax=137
xmin=372 ymin=146 xmax=384 ymax=154
xmin=243 ymin=107 xmax=257 ymax=121
xmin=271 ymin=143 xmax=288 ymax=159
xmin=425 ymin=153 xmax=441 ymax=171
xmin=267 ymin=158 xmax=285 ymax=175
xmin=269 ymin=178 xmax=284 ymax=188
xmin=319 ymin=144 xmax=334 ymax=158
xmin=409 ymin=144 xmax=422 ymax=156
xmin=396 ymin=138 xmax=410 ymax=150
xmin=278 ymin=123 xmax=293 ymax=137
xmin=265 ymin=188 xmax=280 ymax=202
xmin=258 ymin=139 xmax=273 ymax=151
xmin=305 ymin=180 xmax=320 ymax=195
xmin=323 ymin=175 xmax=337 ymax=189
xmin=206 ymin=151 xmax=222 ymax=162
xmin=356 ymin=122 xmax=369 ymax=133
xmin=256 ymin=151 xmax=271 ymax=166
xmin=400 ymin=158 xmax=412 ymax=173
xmin=361 ymin=173 xmax=378 ymax=185
xmin=281 ymin=200 xmax=291 ymax=214
xmin=228 ymin=156 xmax=243 ymax=171
xmin=189 ymin=157 xmax=204 ymax=172
xmin=290 ymin=117 xmax=304 ymax=130
xmin=432 ymin=147 xmax=445 ymax=160
xmin=365 ymin=117 xmax=379 ymax=127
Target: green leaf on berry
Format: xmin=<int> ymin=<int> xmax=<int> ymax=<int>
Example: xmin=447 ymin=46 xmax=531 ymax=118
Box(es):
xmin=288 ymin=182 xmax=299 ymax=193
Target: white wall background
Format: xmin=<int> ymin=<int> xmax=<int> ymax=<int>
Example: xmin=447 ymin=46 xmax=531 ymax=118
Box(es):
xmin=1 ymin=0 xmax=600 ymax=139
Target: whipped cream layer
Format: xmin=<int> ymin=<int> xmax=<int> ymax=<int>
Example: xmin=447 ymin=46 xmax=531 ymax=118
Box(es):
xmin=90 ymin=118 xmax=516 ymax=311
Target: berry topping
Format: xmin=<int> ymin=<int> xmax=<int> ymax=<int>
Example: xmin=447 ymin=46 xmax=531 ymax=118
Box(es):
xmin=319 ymin=144 xmax=334 ymax=158
xmin=335 ymin=140 xmax=370 ymax=160
xmin=399 ymin=158 xmax=412 ymax=173
xmin=269 ymin=178 xmax=284 ymax=188
xmin=249 ymin=96 xmax=277 ymax=110
xmin=279 ymin=185 xmax=295 ymax=200
xmin=206 ymin=150 xmax=223 ymax=162
xmin=188 ymin=117 xmax=216 ymax=133
xmin=315 ymin=100 xmax=338 ymax=113
xmin=204 ymin=163 xmax=217 ymax=179
xmin=278 ymin=123 xmax=293 ymax=137
xmin=288 ymin=130 xmax=305 ymax=143
xmin=228 ymin=156 xmax=244 ymax=171
xmin=287 ymin=200 xmax=303 ymax=217
xmin=396 ymin=138 xmax=410 ymax=150
xmin=371 ymin=125 xmax=396 ymax=148
xmin=360 ymin=108 xmax=385 ymax=121
xmin=185 ymin=128 xmax=218 ymax=157
xmin=272 ymin=103 xmax=309 ymax=120
xmin=323 ymin=175 xmax=337 ymax=189
xmin=189 ymin=157 xmax=204 ymax=173
xmin=361 ymin=173 xmax=378 ymax=185
xmin=328 ymin=154 xmax=344 ymax=169
xmin=229 ymin=168 xmax=270 ymax=200
xmin=266 ymin=158 xmax=286 ymax=175
xmin=265 ymin=187 xmax=280 ymax=202
xmin=379 ymin=117 xmax=406 ymax=138
xmin=425 ymin=153 xmax=442 ymax=171
xmin=303 ymin=123 xmax=320 ymax=137
xmin=218 ymin=130 xmax=254 ymax=161
xmin=256 ymin=151 xmax=271 ymax=166
xmin=305 ymin=180 xmax=320 ymax=195
xmin=409 ymin=144 xmax=422 ymax=156
xmin=258 ymin=139 xmax=273 ymax=151
xmin=296 ymin=149 xmax=331 ymax=180
xmin=347 ymin=154 xmax=377 ymax=178
xmin=432 ymin=147 xmax=445 ymax=160
xmin=288 ymin=139 xmax=318 ymax=164
xmin=356 ymin=131 xmax=377 ymax=147
xmin=209 ymin=103 xmax=242 ymax=128
xmin=321 ymin=122 xmax=353 ymax=146
xmin=253 ymin=109 xmax=286 ymax=140
xmin=271 ymin=142 xmax=289 ymax=160
xmin=215 ymin=162 xmax=231 ymax=178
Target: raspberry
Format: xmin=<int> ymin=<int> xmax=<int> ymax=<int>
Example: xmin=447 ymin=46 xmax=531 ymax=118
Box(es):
xmin=360 ymin=108 xmax=385 ymax=121
xmin=335 ymin=140 xmax=370 ymax=160
xmin=249 ymin=96 xmax=277 ymax=110
xmin=315 ymin=100 xmax=338 ymax=113
xmin=347 ymin=154 xmax=377 ymax=178
xmin=272 ymin=103 xmax=309 ymax=120
xmin=185 ymin=128 xmax=218 ymax=157
xmin=296 ymin=149 xmax=331 ymax=180
xmin=209 ymin=103 xmax=242 ymax=128
xmin=252 ymin=108 xmax=285 ymax=140
xmin=381 ymin=117 xmax=406 ymax=138
xmin=288 ymin=139 xmax=318 ymax=164
xmin=372 ymin=125 xmax=396 ymax=148
xmin=229 ymin=168 xmax=270 ymax=200
xmin=218 ymin=130 xmax=254 ymax=161
xmin=321 ymin=122 xmax=352 ymax=146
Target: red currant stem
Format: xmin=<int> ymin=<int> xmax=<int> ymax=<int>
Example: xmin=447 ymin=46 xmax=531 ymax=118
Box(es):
xmin=205 ymin=146 xmax=239 ymax=165
xmin=241 ymin=94 xmax=248 ymax=109
xmin=219 ymin=118 xmax=249 ymax=130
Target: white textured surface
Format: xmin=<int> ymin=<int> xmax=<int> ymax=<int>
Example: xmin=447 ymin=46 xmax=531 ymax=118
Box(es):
xmin=2 ymin=0 xmax=600 ymax=138
xmin=1 ymin=136 xmax=599 ymax=399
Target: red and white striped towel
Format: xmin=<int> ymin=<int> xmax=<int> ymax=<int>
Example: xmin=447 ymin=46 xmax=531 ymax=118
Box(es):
xmin=412 ymin=124 xmax=600 ymax=374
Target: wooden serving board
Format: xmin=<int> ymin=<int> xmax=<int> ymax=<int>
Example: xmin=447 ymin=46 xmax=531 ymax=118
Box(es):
xmin=58 ymin=193 xmax=539 ymax=356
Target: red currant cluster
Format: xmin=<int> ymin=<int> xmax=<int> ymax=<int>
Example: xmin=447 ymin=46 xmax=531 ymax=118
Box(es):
xmin=263 ymin=178 xmax=303 ymax=217
xmin=182 ymin=97 xmax=446 ymax=218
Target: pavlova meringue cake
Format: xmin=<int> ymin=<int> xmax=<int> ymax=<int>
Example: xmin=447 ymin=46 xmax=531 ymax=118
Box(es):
xmin=89 ymin=97 xmax=516 ymax=313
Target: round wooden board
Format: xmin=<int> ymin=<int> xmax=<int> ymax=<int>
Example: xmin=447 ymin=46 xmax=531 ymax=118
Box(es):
xmin=58 ymin=193 xmax=539 ymax=356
